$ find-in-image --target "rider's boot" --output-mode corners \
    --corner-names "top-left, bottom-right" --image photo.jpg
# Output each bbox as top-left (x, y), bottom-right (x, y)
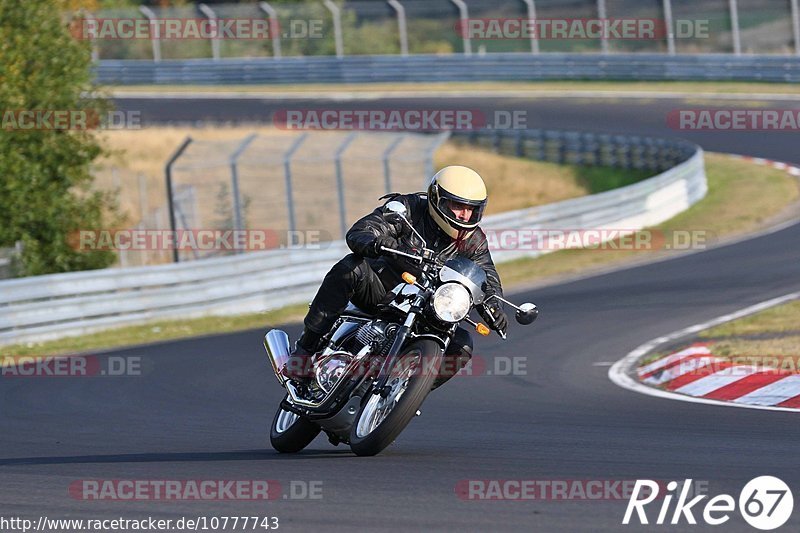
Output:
top-left (281, 329), bottom-right (323, 385)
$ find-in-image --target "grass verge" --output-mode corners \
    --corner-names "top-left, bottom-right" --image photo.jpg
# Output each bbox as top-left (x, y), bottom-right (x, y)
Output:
top-left (699, 300), bottom-right (800, 361)
top-left (6, 153), bottom-right (798, 357)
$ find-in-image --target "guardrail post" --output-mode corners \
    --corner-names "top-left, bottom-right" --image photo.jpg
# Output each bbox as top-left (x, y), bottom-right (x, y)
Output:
top-left (323, 0), bottom-right (344, 58)
top-left (450, 0), bottom-right (472, 56)
top-left (382, 134), bottom-right (406, 193)
top-left (388, 0), bottom-right (409, 57)
top-left (662, 0), bottom-right (676, 55)
top-left (165, 137), bottom-right (193, 263)
top-left (198, 3), bottom-right (221, 60)
top-left (521, 0), bottom-right (539, 54)
top-left (792, 0), bottom-right (800, 56)
top-left (597, 0), bottom-right (609, 54)
top-left (334, 132), bottom-right (358, 239)
top-left (283, 133), bottom-right (308, 235)
top-left (229, 134), bottom-right (259, 244)
top-left (258, 2), bottom-right (282, 59)
top-left (138, 6), bottom-right (161, 62)
top-left (729, 0), bottom-right (741, 55)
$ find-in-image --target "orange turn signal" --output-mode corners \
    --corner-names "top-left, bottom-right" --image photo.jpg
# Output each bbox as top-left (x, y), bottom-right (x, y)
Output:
top-left (476, 323), bottom-right (490, 336)
top-left (402, 272), bottom-right (416, 285)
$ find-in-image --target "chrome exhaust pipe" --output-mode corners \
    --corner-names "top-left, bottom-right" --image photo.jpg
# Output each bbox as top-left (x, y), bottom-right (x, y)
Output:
top-left (263, 329), bottom-right (291, 386)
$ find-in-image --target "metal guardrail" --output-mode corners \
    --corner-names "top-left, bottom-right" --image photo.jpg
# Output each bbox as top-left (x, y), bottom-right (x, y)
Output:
top-left (0, 129), bottom-right (706, 347)
top-left (95, 53), bottom-right (800, 85)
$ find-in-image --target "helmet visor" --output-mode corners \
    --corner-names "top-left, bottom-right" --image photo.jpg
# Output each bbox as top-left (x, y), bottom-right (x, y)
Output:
top-left (437, 190), bottom-right (486, 227)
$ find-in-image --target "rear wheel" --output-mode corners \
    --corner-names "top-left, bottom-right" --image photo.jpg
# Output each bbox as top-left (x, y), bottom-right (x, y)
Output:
top-left (349, 339), bottom-right (442, 456)
top-left (269, 400), bottom-right (320, 453)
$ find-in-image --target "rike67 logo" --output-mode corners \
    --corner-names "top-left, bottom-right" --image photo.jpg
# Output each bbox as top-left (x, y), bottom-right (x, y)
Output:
top-left (623, 476), bottom-right (793, 530)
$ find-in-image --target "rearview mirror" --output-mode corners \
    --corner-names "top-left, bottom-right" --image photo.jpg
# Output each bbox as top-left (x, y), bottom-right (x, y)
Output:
top-left (384, 201), bottom-right (407, 219)
top-left (515, 303), bottom-right (539, 325)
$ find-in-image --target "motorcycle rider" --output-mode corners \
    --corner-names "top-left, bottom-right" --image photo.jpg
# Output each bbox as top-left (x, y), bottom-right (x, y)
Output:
top-left (282, 165), bottom-right (508, 389)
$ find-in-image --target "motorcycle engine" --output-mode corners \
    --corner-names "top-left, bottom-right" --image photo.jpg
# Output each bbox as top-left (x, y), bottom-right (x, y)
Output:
top-left (315, 321), bottom-right (398, 393)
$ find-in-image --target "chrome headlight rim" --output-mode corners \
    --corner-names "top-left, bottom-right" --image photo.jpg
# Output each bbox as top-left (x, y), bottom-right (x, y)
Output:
top-left (431, 282), bottom-right (472, 323)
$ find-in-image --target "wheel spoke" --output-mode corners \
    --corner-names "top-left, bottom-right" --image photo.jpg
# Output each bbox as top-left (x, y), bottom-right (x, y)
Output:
top-left (355, 352), bottom-right (420, 438)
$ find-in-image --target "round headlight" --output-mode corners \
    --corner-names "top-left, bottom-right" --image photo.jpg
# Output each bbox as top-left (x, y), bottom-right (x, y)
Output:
top-left (432, 283), bottom-right (472, 323)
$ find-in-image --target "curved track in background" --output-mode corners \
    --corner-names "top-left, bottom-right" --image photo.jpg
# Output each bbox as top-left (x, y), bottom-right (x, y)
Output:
top-left (2, 95), bottom-right (800, 531)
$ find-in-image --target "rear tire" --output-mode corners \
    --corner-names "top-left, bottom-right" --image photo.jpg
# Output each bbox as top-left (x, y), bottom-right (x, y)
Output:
top-left (270, 400), bottom-right (320, 453)
top-left (349, 339), bottom-right (442, 456)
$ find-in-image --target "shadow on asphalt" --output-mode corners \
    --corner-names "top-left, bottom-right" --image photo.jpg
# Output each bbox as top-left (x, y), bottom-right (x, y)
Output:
top-left (0, 449), bottom-right (357, 466)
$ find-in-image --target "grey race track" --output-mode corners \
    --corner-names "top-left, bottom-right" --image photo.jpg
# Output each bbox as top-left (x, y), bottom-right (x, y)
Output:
top-left (2, 94), bottom-right (799, 532)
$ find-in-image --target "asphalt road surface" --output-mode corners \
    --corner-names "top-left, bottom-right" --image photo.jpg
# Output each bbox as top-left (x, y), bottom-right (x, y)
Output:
top-left (2, 94), bottom-right (799, 532)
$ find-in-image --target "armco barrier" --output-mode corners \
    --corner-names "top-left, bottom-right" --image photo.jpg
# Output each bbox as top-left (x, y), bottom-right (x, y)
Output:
top-left (0, 129), bottom-right (705, 347)
top-left (95, 53), bottom-right (800, 85)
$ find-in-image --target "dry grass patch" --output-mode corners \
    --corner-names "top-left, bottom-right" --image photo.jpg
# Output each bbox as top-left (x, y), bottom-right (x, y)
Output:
top-left (700, 301), bottom-right (800, 338)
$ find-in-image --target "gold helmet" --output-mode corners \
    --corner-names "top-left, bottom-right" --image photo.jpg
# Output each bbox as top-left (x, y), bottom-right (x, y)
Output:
top-left (427, 166), bottom-right (488, 239)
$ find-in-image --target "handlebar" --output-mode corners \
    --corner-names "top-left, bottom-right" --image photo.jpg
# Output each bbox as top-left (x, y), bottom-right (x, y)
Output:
top-left (379, 245), bottom-right (443, 268)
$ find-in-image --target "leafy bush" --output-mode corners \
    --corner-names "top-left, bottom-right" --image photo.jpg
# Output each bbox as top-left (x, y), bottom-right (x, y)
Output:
top-left (0, 0), bottom-right (118, 276)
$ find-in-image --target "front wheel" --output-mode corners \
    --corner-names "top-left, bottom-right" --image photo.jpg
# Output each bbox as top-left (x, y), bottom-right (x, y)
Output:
top-left (270, 400), bottom-right (320, 453)
top-left (349, 339), bottom-right (442, 456)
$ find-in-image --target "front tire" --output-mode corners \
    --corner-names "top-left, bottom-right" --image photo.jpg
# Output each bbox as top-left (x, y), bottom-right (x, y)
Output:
top-left (270, 401), bottom-right (320, 453)
top-left (349, 339), bottom-right (442, 456)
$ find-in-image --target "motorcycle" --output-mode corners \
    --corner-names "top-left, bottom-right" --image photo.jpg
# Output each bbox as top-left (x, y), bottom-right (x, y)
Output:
top-left (263, 200), bottom-right (539, 456)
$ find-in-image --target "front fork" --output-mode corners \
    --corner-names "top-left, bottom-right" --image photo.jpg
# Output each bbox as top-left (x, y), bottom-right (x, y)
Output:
top-left (372, 308), bottom-right (419, 397)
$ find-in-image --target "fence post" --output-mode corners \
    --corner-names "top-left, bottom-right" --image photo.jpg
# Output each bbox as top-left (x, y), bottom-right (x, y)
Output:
top-left (792, 0), bottom-right (800, 56)
top-left (450, 0), bottom-right (472, 56)
top-left (388, 0), bottom-right (409, 57)
top-left (333, 133), bottom-right (358, 239)
top-left (229, 134), bottom-right (259, 244)
top-left (424, 132), bottom-right (452, 187)
top-left (198, 3), bottom-right (221, 60)
top-left (258, 1), bottom-right (282, 59)
top-left (323, 0), bottom-right (344, 58)
top-left (662, 0), bottom-right (676, 55)
top-left (597, 0), bottom-right (609, 54)
top-left (382, 134), bottom-right (406, 194)
top-left (164, 137), bottom-right (193, 263)
top-left (137, 173), bottom-right (149, 227)
top-left (139, 6), bottom-right (161, 62)
top-left (521, 0), bottom-right (539, 54)
top-left (283, 133), bottom-right (308, 235)
top-left (79, 11), bottom-right (100, 62)
top-left (729, 0), bottom-right (741, 55)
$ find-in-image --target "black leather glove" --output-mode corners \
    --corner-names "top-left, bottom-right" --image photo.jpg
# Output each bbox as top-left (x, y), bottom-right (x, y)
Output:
top-left (479, 299), bottom-right (508, 336)
top-left (371, 235), bottom-right (400, 258)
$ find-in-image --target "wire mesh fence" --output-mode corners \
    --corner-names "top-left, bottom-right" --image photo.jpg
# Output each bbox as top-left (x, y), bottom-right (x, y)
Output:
top-left (100, 130), bottom-right (447, 266)
top-left (79, 0), bottom-right (800, 61)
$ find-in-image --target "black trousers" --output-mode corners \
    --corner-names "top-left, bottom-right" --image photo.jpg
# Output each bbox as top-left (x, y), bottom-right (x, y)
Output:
top-left (303, 254), bottom-right (473, 386)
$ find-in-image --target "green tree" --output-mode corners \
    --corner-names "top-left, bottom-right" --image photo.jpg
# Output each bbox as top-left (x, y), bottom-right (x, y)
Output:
top-left (0, 0), bottom-right (118, 276)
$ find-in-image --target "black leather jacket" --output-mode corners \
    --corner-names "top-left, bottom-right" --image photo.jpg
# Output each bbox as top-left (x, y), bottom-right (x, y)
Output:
top-left (345, 193), bottom-right (503, 300)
